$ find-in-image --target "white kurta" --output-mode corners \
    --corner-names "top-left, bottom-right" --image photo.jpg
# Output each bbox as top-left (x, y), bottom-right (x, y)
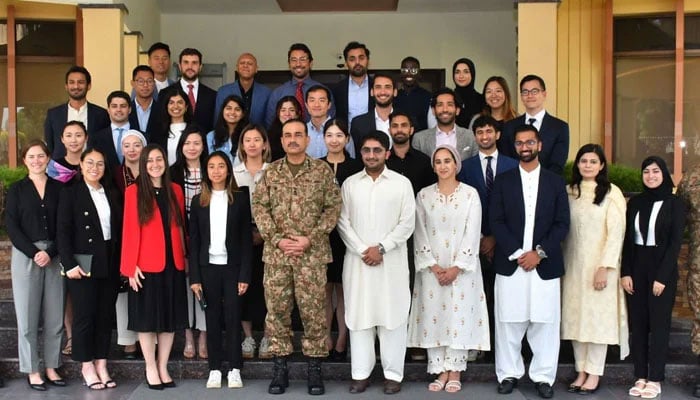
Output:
top-left (407, 183), bottom-right (490, 351)
top-left (337, 168), bottom-right (416, 331)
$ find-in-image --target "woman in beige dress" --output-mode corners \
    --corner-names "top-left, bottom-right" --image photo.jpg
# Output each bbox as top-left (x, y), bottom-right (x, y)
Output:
top-left (561, 143), bottom-right (629, 394)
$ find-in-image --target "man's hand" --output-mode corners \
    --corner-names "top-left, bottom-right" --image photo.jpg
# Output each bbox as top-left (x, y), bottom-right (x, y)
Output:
top-left (278, 238), bottom-right (305, 257)
top-left (517, 250), bottom-right (541, 271)
top-left (362, 246), bottom-right (383, 266)
top-left (480, 236), bottom-right (496, 261)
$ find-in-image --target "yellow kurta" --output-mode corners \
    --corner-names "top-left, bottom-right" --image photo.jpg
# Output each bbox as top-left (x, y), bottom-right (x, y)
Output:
top-left (561, 181), bottom-right (629, 359)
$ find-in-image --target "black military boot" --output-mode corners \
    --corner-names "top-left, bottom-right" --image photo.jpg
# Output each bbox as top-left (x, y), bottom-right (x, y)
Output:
top-left (268, 356), bottom-right (289, 394)
top-left (307, 358), bottom-right (325, 395)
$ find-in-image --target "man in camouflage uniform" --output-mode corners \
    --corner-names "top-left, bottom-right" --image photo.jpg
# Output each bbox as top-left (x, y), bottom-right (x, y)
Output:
top-left (253, 118), bottom-right (341, 396)
top-left (677, 167), bottom-right (700, 398)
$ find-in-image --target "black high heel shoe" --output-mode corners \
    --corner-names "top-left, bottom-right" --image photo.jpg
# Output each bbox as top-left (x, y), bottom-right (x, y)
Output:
top-left (145, 372), bottom-right (163, 390)
top-left (578, 384), bottom-right (599, 395)
top-left (27, 376), bottom-right (47, 391)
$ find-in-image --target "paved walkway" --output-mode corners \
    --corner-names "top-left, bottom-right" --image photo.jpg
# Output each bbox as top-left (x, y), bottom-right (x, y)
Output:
top-left (0, 379), bottom-right (697, 399)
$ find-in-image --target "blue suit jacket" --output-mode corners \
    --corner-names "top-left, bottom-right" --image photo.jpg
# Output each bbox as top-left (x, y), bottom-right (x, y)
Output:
top-left (331, 75), bottom-right (374, 125)
top-left (215, 80), bottom-right (272, 126)
top-left (457, 153), bottom-right (518, 235)
top-left (44, 102), bottom-right (110, 159)
top-left (489, 166), bottom-right (569, 280)
top-left (499, 112), bottom-right (570, 175)
top-left (128, 99), bottom-right (158, 140)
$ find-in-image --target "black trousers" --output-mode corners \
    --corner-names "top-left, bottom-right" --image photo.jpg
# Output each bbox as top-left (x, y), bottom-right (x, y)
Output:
top-left (480, 254), bottom-right (496, 352)
top-left (66, 276), bottom-right (118, 362)
top-left (202, 264), bottom-right (243, 371)
top-left (627, 245), bottom-right (677, 381)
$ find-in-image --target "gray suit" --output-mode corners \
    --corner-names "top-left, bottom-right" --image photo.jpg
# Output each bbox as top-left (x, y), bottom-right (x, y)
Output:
top-left (411, 125), bottom-right (478, 161)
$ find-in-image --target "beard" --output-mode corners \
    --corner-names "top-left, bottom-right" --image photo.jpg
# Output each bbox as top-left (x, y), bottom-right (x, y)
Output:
top-left (350, 65), bottom-right (366, 77)
top-left (391, 132), bottom-right (410, 145)
top-left (518, 149), bottom-right (539, 162)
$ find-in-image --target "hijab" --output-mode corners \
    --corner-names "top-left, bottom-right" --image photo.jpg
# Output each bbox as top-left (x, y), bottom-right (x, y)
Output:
top-left (452, 58), bottom-right (485, 128)
top-left (636, 156), bottom-right (674, 241)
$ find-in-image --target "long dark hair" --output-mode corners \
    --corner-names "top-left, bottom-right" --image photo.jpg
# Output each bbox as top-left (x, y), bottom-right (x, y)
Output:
top-left (481, 76), bottom-right (517, 121)
top-left (213, 95), bottom-right (249, 149)
top-left (238, 124), bottom-right (271, 163)
top-left (158, 88), bottom-right (193, 140)
top-left (268, 96), bottom-right (301, 132)
top-left (172, 124), bottom-right (208, 179)
top-left (199, 151), bottom-right (239, 207)
top-left (569, 143), bottom-right (611, 205)
top-left (135, 144), bottom-right (184, 227)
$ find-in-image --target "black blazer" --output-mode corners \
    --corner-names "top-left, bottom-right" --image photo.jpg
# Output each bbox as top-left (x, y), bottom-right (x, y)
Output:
top-left (57, 182), bottom-right (123, 280)
top-left (44, 102), bottom-right (110, 159)
top-left (499, 113), bottom-right (570, 175)
top-left (621, 194), bottom-right (686, 285)
top-left (89, 127), bottom-right (121, 170)
top-left (331, 75), bottom-right (375, 125)
top-left (349, 110), bottom-right (377, 156)
top-left (188, 187), bottom-right (253, 285)
top-left (128, 99), bottom-right (159, 141)
top-left (489, 166), bottom-right (570, 280)
top-left (158, 82), bottom-right (217, 134)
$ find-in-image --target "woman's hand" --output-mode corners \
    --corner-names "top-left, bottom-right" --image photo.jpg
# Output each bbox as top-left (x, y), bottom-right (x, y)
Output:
top-left (593, 267), bottom-right (608, 291)
top-left (191, 283), bottom-right (203, 300)
top-left (238, 282), bottom-right (249, 296)
top-left (66, 265), bottom-right (88, 280)
top-left (129, 266), bottom-right (144, 292)
top-left (430, 264), bottom-right (444, 283)
top-left (621, 276), bottom-right (634, 295)
top-left (33, 251), bottom-right (50, 267)
top-left (440, 267), bottom-right (460, 286)
top-left (652, 281), bottom-right (666, 296)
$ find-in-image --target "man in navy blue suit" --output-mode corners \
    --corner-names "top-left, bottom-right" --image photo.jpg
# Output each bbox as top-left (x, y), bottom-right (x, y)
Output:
top-left (331, 41), bottom-right (374, 129)
top-left (457, 114), bottom-right (518, 354)
top-left (490, 124), bottom-right (569, 399)
top-left (499, 75), bottom-right (569, 175)
top-left (214, 52), bottom-right (271, 126)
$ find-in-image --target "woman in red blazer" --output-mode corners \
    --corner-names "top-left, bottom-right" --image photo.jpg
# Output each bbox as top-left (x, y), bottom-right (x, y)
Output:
top-left (120, 144), bottom-right (187, 390)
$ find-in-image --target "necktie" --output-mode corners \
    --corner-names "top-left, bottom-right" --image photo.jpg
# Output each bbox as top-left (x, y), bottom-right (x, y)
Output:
top-left (187, 84), bottom-right (197, 113)
top-left (115, 127), bottom-right (124, 162)
top-left (485, 155), bottom-right (494, 198)
top-left (528, 117), bottom-right (536, 126)
top-left (295, 81), bottom-right (306, 120)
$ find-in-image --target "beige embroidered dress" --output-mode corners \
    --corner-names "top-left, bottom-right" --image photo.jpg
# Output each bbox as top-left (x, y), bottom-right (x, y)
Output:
top-left (407, 183), bottom-right (490, 351)
top-left (561, 181), bottom-right (630, 359)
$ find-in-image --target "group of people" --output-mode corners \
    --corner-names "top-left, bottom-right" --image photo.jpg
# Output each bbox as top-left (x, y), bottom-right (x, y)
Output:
top-left (2, 38), bottom-right (694, 399)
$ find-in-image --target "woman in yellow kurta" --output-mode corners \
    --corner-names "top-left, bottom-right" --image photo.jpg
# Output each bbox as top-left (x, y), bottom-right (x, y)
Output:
top-left (561, 144), bottom-right (629, 394)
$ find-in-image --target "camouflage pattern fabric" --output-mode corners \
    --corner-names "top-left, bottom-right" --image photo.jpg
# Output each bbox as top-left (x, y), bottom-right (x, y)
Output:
top-left (678, 166), bottom-right (700, 354)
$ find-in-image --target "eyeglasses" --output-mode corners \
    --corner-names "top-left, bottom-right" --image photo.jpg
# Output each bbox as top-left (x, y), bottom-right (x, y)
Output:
top-left (84, 160), bottom-right (106, 169)
top-left (401, 67), bottom-right (419, 75)
top-left (514, 139), bottom-right (538, 147)
top-left (360, 147), bottom-right (385, 155)
top-left (520, 88), bottom-right (542, 96)
top-left (289, 57), bottom-right (309, 63)
top-left (135, 79), bottom-right (155, 86)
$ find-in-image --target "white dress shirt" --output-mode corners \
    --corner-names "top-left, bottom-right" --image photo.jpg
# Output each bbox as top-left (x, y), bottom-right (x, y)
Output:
top-left (86, 183), bottom-right (112, 241)
top-left (208, 189), bottom-right (228, 264)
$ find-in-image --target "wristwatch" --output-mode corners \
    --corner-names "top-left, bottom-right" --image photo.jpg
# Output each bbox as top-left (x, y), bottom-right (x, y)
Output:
top-left (378, 243), bottom-right (386, 255)
top-left (535, 245), bottom-right (547, 259)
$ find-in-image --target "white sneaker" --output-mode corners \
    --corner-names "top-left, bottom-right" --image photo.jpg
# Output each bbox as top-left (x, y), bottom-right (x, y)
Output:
top-left (241, 336), bottom-right (256, 359)
top-left (258, 336), bottom-right (272, 359)
top-left (227, 368), bottom-right (243, 388)
top-left (206, 370), bottom-right (222, 389)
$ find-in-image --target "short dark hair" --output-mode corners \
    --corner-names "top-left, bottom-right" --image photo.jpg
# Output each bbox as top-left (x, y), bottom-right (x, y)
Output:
top-left (401, 56), bottom-right (420, 67)
top-left (430, 87), bottom-right (458, 108)
top-left (288, 43), bottom-right (313, 61)
top-left (148, 42), bottom-right (171, 57)
top-left (107, 90), bottom-right (131, 106)
top-left (372, 73), bottom-right (396, 89)
top-left (179, 48), bottom-right (202, 63)
top-left (305, 85), bottom-right (330, 103)
top-left (282, 118), bottom-right (308, 135)
top-left (360, 131), bottom-right (390, 151)
top-left (520, 74), bottom-right (546, 91)
top-left (132, 65), bottom-right (155, 80)
top-left (21, 139), bottom-right (50, 160)
top-left (472, 115), bottom-right (500, 132)
top-left (513, 124), bottom-right (541, 142)
top-left (65, 65), bottom-right (91, 85)
top-left (389, 111), bottom-right (413, 126)
top-left (62, 120), bottom-right (87, 137)
top-left (343, 41), bottom-right (370, 60)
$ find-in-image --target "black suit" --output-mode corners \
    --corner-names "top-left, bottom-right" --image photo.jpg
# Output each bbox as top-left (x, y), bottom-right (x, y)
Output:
top-left (57, 181), bottom-right (122, 362)
top-left (128, 99), bottom-right (159, 140)
top-left (349, 110), bottom-right (378, 156)
top-left (331, 76), bottom-right (374, 125)
top-left (158, 81), bottom-right (217, 134)
top-left (499, 113), bottom-right (570, 175)
top-left (188, 188), bottom-right (253, 371)
top-left (44, 102), bottom-right (110, 159)
top-left (89, 126), bottom-right (124, 170)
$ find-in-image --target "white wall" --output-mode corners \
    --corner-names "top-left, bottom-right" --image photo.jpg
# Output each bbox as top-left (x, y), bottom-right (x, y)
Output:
top-left (121, 0), bottom-right (160, 47)
top-left (160, 11), bottom-right (517, 90)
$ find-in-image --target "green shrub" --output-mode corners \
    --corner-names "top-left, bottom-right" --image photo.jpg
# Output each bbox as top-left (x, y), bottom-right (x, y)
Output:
top-left (0, 166), bottom-right (27, 188)
top-left (564, 161), bottom-right (643, 194)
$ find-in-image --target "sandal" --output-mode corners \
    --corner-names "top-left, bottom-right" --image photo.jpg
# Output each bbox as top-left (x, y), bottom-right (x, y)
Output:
top-left (445, 380), bottom-right (462, 393)
top-left (640, 382), bottom-right (661, 399)
top-left (61, 337), bottom-right (72, 356)
top-left (428, 379), bottom-right (446, 391)
top-left (103, 379), bottom-right (117, 389)
top-left (183, 341), bottom-right (195, 359)
top-left (84, 380), bottom-right (105, 390)
top-left (629, 379), bottom-right (647, 397)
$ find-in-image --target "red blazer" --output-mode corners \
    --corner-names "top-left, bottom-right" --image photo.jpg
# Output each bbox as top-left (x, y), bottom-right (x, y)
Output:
top-left (120, 183), bottom-right (186, 277)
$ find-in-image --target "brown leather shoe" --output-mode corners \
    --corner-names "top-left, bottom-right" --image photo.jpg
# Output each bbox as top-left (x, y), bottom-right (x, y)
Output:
top-left (349, 379), bottom-right (370, 393)
top-left (384, 379), bottom-right (402, 394)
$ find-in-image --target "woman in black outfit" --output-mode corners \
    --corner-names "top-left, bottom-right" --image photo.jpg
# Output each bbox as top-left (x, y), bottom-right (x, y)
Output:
top-left (58, 147), bottom-right (122, 390)
top-left (189, 151), bottom-right (253, 388)
top-left (621, 156), bottom-right (686, 398)
top-left (320, 118), bottom-right (362, 361)
top-left (267, 96), bottom-right (301, 161)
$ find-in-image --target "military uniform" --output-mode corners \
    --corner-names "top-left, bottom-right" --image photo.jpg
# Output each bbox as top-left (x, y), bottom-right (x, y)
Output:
top-left (253, 156), bottom-right (342, 357)
top-left (678, 166), bottom-right (700, 355)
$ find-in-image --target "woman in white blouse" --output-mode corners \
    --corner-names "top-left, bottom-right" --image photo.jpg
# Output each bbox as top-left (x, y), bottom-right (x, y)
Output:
top-left (407, 144), bottom-right (489, 393)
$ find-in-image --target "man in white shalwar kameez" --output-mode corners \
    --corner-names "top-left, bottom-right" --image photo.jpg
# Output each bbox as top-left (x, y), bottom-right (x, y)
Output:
top-left (337, 131), bottom-right (416, 395)
top-left (489, 125), bottom-right (569, 399)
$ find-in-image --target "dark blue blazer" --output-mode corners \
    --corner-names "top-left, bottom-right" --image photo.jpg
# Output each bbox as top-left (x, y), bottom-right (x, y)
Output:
top-left (214, 80), bottom-right (272, 126)
top-left (489, 166), bottom-right (569, 280)
top-left (44, 102), bottom-right (110, 159)
top-left (498, 112), bottom-right (570, 175)
top-left (331, 76), bottom-right (374, 126)
top-left (128, 99), bottom-right (158, 140)
top-left (458, 153), bottom-right (518, 235)
top-left (89, 126), bottom-right (122, 170)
